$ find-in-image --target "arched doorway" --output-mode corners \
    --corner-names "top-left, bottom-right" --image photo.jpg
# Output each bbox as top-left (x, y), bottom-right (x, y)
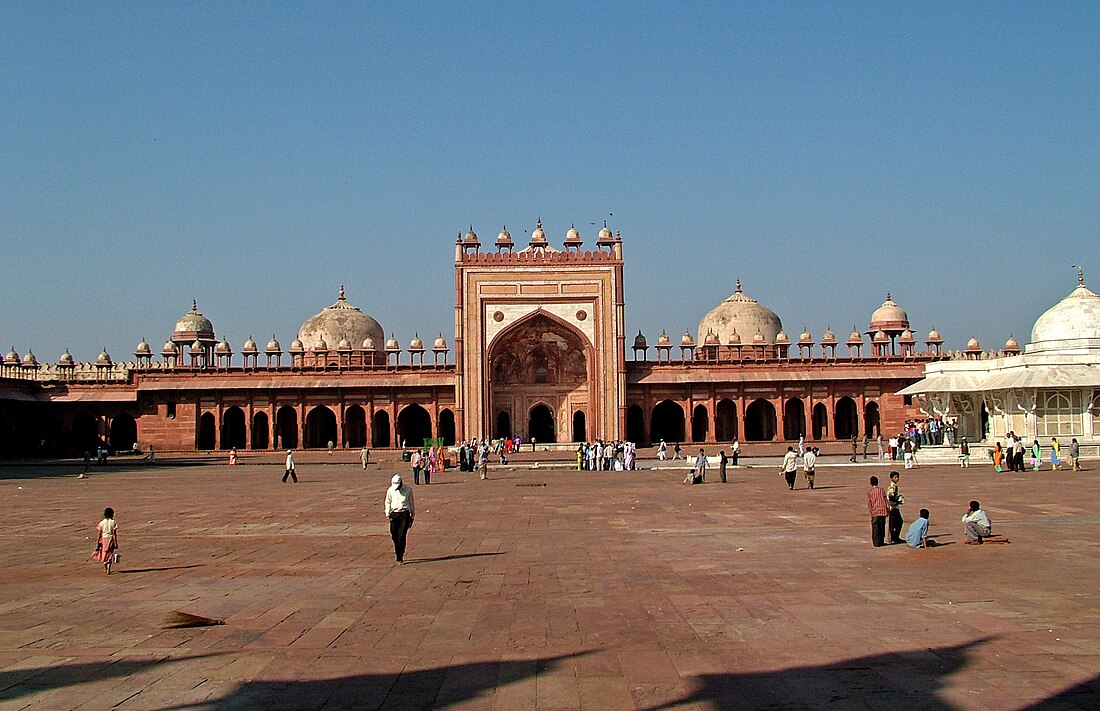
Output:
top-left (812, 403), bottom-right (829, 440)
top-left (345, 405), bottom-right (367, 448)
top-left (109, 414), bottom-right (137, 452)
top-left (71, 414), bottom-right (100, 454)
top-left (305, 406), bottom-right (337, 449)
top-left (864, 401), bottom-right (880, 438)
top-left (221, 407), bottom-right (246, 449)
top-left (626, 404), bottom-right (644, 444)
top-left (488, 312), bottom-right (589, 444)
top-left (572, 410), bottom-right (587, 442)
top-left (835, 397), bottom-right (858, 440)
top-left (528, 403), bottom-right (556, 444)
top-left (650, 400), bottom-right (685, 443)
top-left (397, 404), bottom-right (432, 448)
top-left (783, 399), bottom-right (805, 441)
top-left (495, 411), bottom-right (512, 439)
top-left (438, 409), bottom-right (456, 446)
top-left (691, 404), bottom-right (708, 442)
top-left (252, 411), bottom-right (269, 449)
top-left (372, 410), bottom-right (391, 447)
top-left (715, 399), bottom-right (737, 441)
top-left (276, 405), bottom-right (298, 449)
top-left (744, 399), bottom-right (777, 441)
top-left (198, 412), bottom-right (216, 450)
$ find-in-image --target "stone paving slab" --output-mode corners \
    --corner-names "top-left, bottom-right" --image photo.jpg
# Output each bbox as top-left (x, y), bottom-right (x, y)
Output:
top-left (1, 458), bottom-right (1098, 709)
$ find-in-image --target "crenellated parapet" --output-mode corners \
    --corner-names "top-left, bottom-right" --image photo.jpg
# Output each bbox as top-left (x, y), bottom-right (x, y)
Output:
top-left (459, 248), bottom-right (622, 265)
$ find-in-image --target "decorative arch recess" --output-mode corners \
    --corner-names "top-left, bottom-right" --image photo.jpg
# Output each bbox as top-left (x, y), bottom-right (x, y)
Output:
top-left (487, 311), bottom-right (592, 442)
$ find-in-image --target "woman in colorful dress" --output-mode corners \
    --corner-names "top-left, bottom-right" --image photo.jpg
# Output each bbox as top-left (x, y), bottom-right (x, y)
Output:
top-left (992, 442), bottom-right (1004, 472)
top-left (1050, 437), bottom-right (1061, 470)
top-left (1031, 440), bottom-right (1041, 470)
top-left (90, 507), bottom-right (118, 575)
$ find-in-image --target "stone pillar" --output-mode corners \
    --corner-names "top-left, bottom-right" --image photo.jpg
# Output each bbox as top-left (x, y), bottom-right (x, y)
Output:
top-left (706, 391), bottom-right (716, 442)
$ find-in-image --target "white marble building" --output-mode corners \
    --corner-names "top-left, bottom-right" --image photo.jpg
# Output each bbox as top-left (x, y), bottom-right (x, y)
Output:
top-left (900, 269), bottom-right (1100, 443)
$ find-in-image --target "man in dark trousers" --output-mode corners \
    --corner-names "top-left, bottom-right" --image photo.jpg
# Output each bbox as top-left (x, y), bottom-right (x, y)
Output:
top-left (282, 449), bottom-right (297, 483)
top-left (385, 474), bottom-right (415, 563)
top-left (867, 476), bottom-right (889, 547)
top-left (718, 450), bottom-right (728, 483)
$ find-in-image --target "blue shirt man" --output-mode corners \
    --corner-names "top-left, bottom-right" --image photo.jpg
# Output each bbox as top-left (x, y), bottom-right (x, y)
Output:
top-left (906, 509), bottom-right (932, 548)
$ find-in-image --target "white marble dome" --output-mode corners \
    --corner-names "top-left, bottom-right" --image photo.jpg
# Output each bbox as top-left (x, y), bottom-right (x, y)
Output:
top-left (1029, 279), bottom-right (1100, 353)
top-left (697, 279), bottom-right (782, 346)
top-left (298, 286), bottom-right (384, 353)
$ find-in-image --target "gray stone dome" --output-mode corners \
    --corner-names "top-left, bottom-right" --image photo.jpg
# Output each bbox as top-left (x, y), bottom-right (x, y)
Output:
top-left (697, 279), bottom-right (782, 345)
top-left (298, 286), bottom-right (384, 353)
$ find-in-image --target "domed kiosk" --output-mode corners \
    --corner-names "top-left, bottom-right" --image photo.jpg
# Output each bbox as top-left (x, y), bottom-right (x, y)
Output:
top-left (697, 279), bottom-right (782, 346)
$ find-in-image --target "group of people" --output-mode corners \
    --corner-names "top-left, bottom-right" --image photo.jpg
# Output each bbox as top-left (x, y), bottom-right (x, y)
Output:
top-left (576, 440), bottom-right (638, 471)
top-left (407, 446), bottom-right (446, 485)
top-left (782, 445), bottom-right (820, 489)
top-left (987, 434), bottom-right (1082, 472)
top-left (867, 472), bottom-right (996, 548)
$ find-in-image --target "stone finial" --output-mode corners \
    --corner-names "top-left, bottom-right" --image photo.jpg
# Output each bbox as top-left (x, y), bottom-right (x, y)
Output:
top-left (339, 284), bottom-right (346, 301)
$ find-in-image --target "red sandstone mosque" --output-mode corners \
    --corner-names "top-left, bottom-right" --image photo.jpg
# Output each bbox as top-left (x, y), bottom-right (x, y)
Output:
top-left (2, 222), bottom-right (1021, 457)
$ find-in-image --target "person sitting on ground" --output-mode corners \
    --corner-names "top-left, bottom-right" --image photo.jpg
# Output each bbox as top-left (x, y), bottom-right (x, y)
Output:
top-left (905, 508), bottom-right (937, 548)
top-left (962, 500), bottom-right (992, 544)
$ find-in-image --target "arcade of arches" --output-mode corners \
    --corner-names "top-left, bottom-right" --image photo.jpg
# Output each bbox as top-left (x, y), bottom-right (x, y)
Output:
top-left (633, 395), bottom-right (887, 444)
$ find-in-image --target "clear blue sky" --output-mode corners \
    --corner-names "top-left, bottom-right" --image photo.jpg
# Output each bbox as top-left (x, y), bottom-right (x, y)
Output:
top-left (2, 2), bottom-right (1097, 363)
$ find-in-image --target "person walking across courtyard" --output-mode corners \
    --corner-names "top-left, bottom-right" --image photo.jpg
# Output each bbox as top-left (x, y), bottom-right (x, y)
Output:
top-left (282, 450), bottom-right (297, 483)
top-left (802, 446), bottom-right (817, 489)
top-left (410, 449), bottom-right (422, 485)
top-left (90, 507), bottom-right (119, 575)
top-left (360, 447), bottom-right (370, 469)
top-left (385, 474), bottom-right (415, 563)
top-left (782, 446), bottom-right (798, 490)
top-left (718, 450), bottom-right (728, 483)
top-left (1050, 437), bottom-right (1061, 470)
top-left (695, 449), bottom-right (708, 483)
top-left (1068, 438), bottom-right (1081, 471)
top-left (867, 476), bottom-right (889, 547)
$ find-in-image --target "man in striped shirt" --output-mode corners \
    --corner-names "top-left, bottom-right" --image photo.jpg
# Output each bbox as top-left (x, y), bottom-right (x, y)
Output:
top-left (867, 476), bottom-right (889, 547)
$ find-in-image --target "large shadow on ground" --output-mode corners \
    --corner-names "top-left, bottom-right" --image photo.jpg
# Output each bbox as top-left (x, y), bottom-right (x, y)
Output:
top-left (160, 653), bottom-right (582, 710)
top-left (642, 640), bottom-right (988, 710)
top-left (644, 638), bottom-right (1094, 710)
top-left (0, 653), bottom-right (224, 703)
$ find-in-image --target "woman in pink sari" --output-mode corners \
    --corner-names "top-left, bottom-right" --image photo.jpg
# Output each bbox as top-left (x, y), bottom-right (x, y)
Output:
top-left (90, 507), bottom-right (118, 574)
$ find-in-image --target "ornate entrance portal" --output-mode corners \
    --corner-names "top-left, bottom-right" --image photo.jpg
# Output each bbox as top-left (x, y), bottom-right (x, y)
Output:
top-left (488, 313), bottom-right (590, 444)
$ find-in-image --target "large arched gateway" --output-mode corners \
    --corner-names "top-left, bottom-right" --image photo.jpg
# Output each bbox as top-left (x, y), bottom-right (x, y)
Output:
top-left (487, 312), bottom-right (590, 443)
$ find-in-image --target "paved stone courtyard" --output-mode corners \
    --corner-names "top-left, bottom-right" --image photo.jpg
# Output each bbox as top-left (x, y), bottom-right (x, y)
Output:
top-left (1, 453), bottom-right (1098, 710)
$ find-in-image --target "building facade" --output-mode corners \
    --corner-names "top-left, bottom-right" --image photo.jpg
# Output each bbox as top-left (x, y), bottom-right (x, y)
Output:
top-left (0, 224), bottom-right (942, 456)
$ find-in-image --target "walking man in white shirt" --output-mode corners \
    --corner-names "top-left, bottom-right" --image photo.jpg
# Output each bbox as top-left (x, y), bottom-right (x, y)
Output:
top-left (385, 474), bottom-right (415, 563)
top-left (802, 447), bottom-right (817, 489)
top-left (282, 449), bottom-right (297, 483)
